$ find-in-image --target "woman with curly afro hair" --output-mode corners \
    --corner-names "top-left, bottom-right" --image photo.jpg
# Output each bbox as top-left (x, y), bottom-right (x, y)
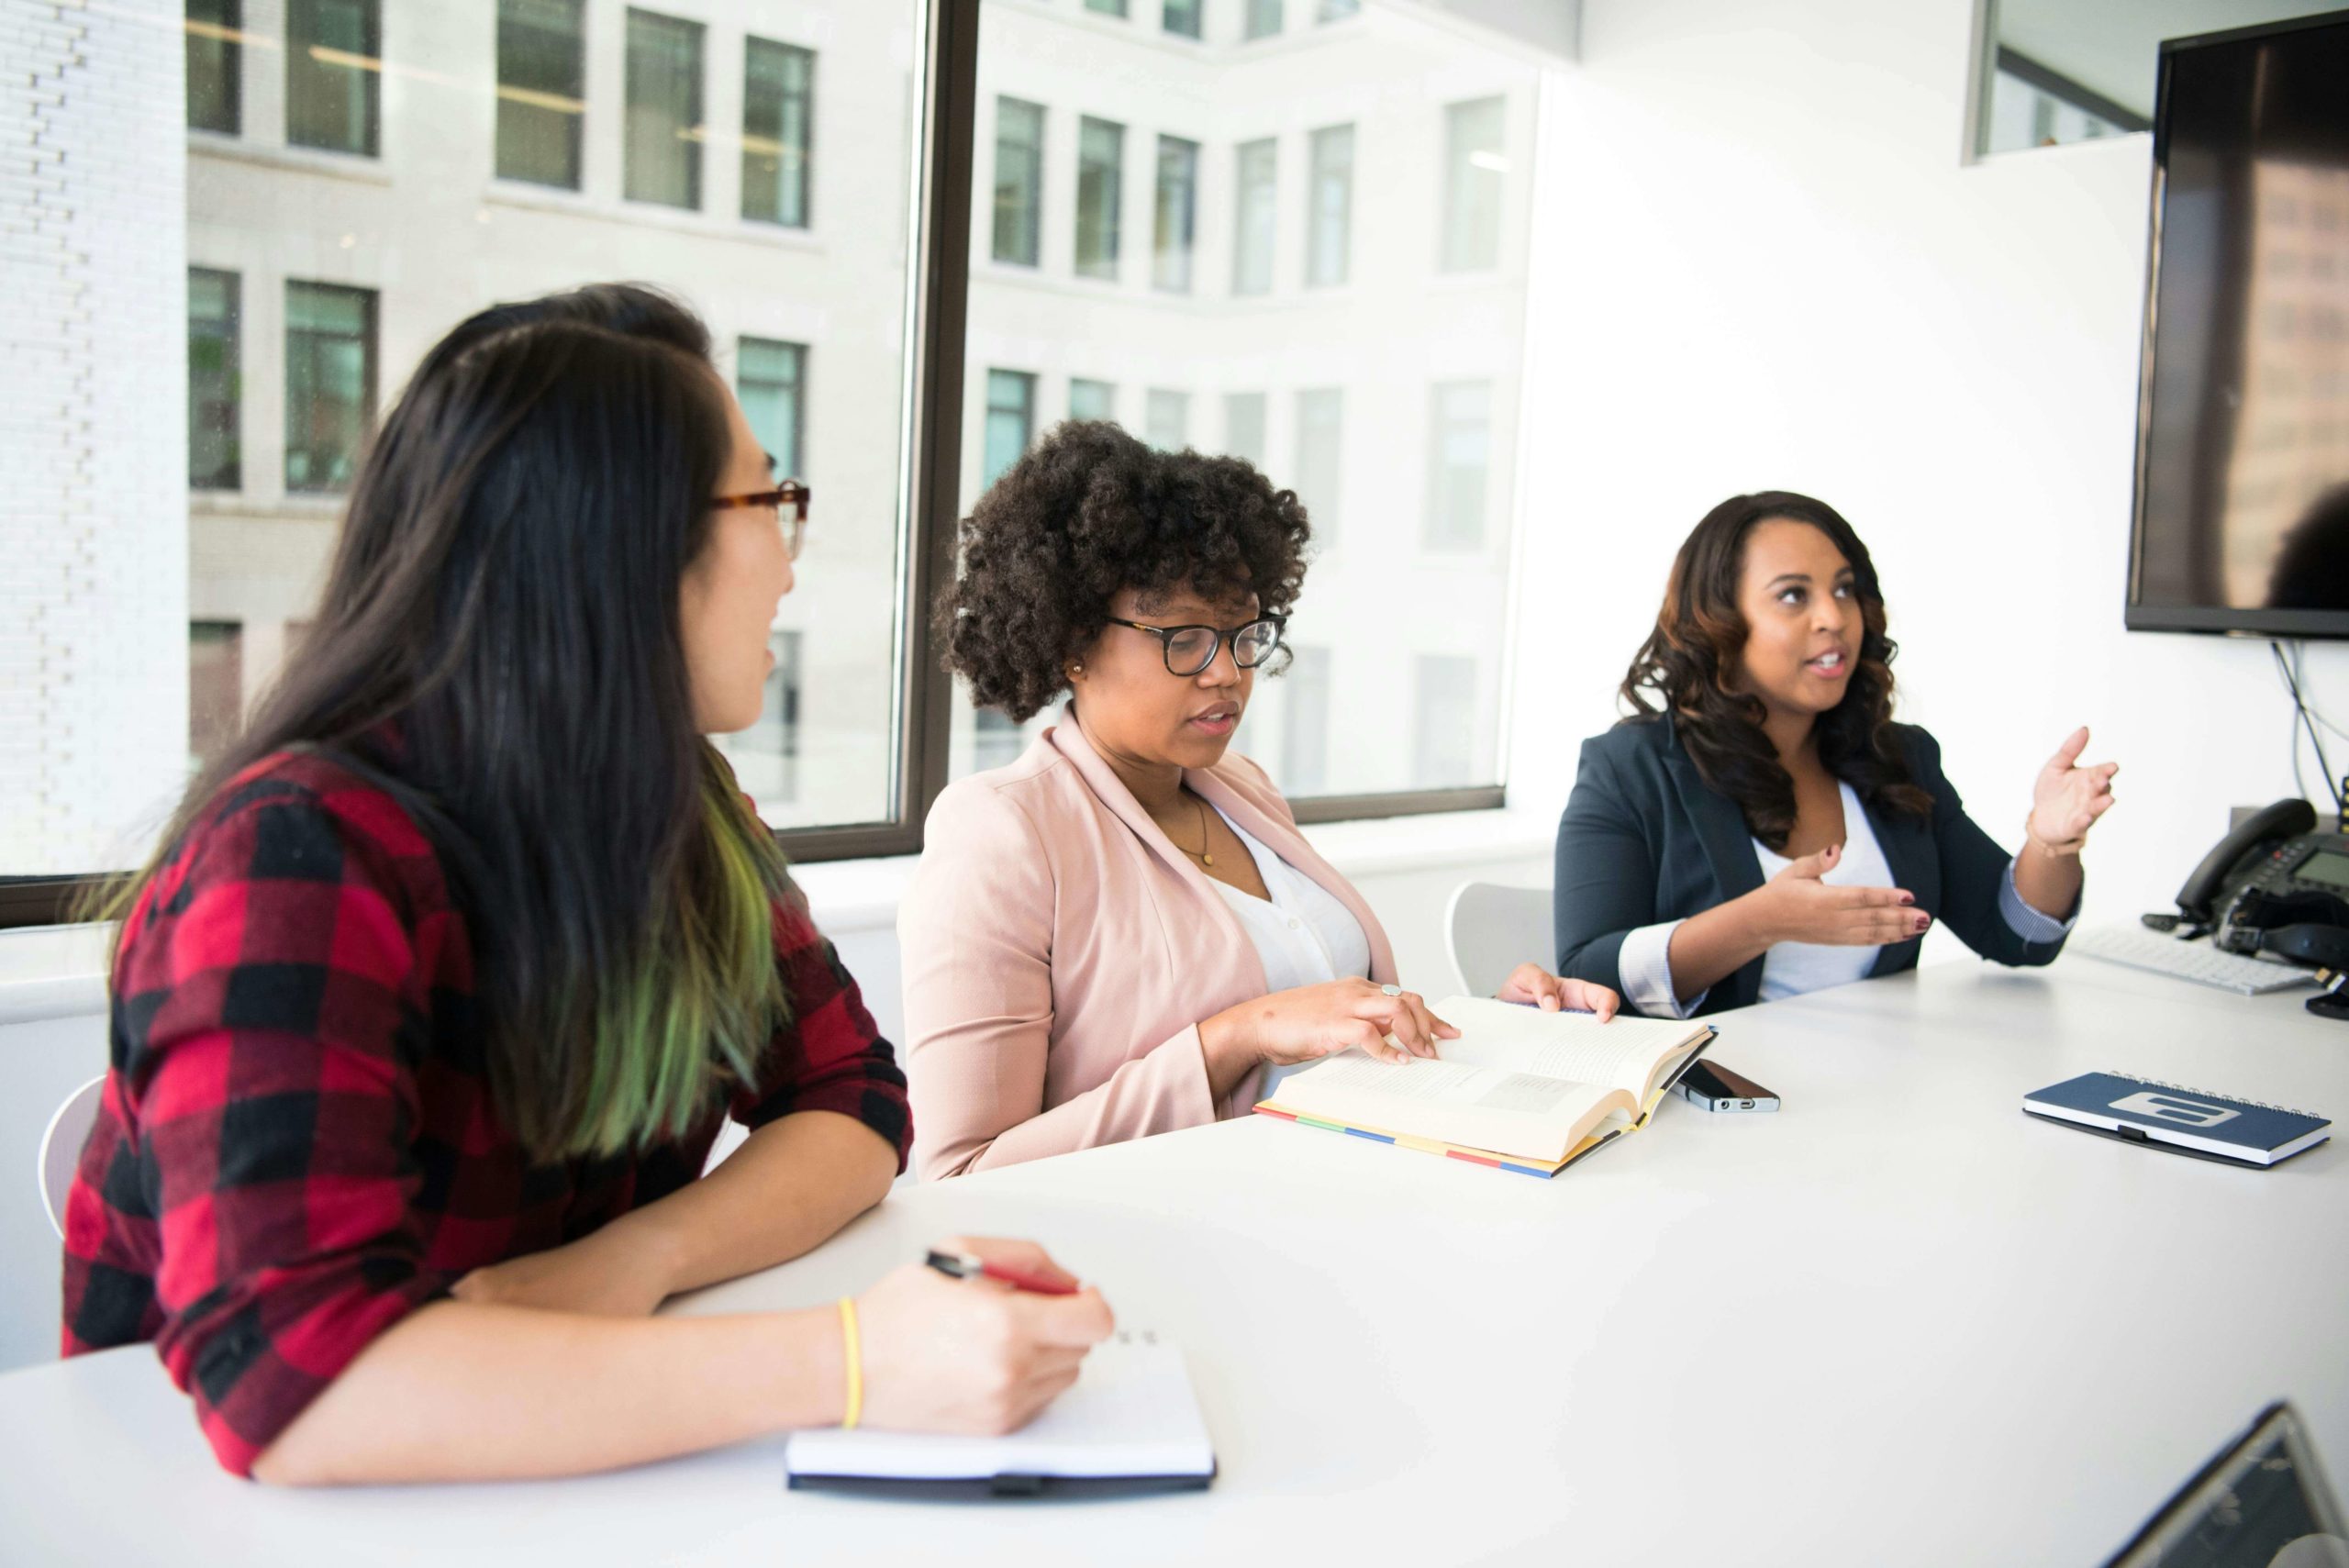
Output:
top-left (899, 421), bottom-right (1617, 1178)
top-left (1553, 490), bottom-right (2120, 1020)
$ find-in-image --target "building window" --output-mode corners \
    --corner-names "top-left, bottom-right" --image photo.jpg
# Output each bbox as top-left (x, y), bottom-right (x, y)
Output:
top-left (286, 0), bottom-right (381, 157)
top-left (624, 8), bottom-right (704, 209)
top-left (1085, 0), bottom-right (1130, 16)
top-left (1163, 0), bottom-right (1202, 39)
top-left (187, 0), bottom-right (242, 135)
top-left (1223, 392), bottom-right (1266, 467)
top-left (1306, 124), bottom-right (1354, 288)
top-left (495, 0), bottom-right (584, 191)
top-left (1069, 378), bottom-right (1116, 423)
top-left (188, 269), bottom-right (241, 493)
top-left (742, 39), bottom-right (814, 228)
top-left (1442, 95), bottom-right (1506, 272)
top-left (1152, 135), bottom-right (1199, 293)
top-left (1412, 655), bottom-right (1480, 789)
top-left (1294, 387), bottom-right (1342, 540)
top-left (974, 708), bottom-right (1026, 771)
top-left (993, 97), bottom-right (1045, 266)
top-left (1318, 0), bottom-right (1362, 19)
top-left (284, 281), bottom-right (375, 495)
top-left (188, 622), bottom-right (244, 769)
top-left (1232, 138), bottom-right (1277, 296)
top-left (719, 629), bottom-right (803, 805)
top-left (738, 338), bottom-right (807, 484)
top-left (1145, 390), bottom-right (1189, 451)
top-left (1425, 380), bottom-right (1491, 550)
top-left (1246, 0), bottom-right (1285, 40)
top-left (1075, 117), bottom-right (1124, 281)
top-left (1280, 646), bottom-right (1330, 794)
top-left (984, 369), bottom-right (1036, 487)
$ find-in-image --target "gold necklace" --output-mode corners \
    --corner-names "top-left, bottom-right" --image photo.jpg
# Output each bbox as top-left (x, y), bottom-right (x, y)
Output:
top-left (1171, 793), bottom-right (1215, 868)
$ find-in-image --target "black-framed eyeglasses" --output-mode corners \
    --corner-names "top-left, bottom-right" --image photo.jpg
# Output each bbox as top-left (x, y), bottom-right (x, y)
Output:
top-left (1107, 614), bottom-right (1286, 677)
top-left (712, 480), bottom-right (810, 560)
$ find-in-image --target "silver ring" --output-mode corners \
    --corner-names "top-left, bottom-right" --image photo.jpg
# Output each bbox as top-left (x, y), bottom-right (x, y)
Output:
top-left (1381, 984), bottom-right (1402, 997)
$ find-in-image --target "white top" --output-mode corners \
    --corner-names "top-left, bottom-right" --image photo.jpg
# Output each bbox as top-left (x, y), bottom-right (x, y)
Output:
top-left (8, 965), bottom-right (2343, 1568)
top-left (1204, 806), bottom-right (1373, 1099)
top-left (1747, 781), bottom-right (1893, 1003)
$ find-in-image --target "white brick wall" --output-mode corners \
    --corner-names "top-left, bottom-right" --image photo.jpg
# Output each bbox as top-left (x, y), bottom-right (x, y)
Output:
top-left (1, 0), bottom-right (189, 875)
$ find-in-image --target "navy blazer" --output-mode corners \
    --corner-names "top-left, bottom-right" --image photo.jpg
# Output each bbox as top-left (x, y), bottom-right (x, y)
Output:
top-left (1553, 715), bottom-right (2070, 1018)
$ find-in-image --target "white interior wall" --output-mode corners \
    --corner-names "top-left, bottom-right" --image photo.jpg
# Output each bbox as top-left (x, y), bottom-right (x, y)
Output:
top-left (1507, 0), bottom-right (2349, 935)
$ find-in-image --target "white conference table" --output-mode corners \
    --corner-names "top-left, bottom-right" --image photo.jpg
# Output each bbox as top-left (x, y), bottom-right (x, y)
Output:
top-left (4, 957), bottom-right (2343, 1566)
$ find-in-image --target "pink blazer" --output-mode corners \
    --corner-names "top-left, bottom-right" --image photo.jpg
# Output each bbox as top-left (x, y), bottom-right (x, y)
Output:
top-left (899, 706), bottom-right (1398, 1179)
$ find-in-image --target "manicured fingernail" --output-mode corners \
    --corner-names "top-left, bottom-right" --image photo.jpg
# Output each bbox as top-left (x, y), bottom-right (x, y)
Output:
top-left (1898, 893), bottom-right (1915, 906)
top-left (1912, 915), bottom-right (1930, 932)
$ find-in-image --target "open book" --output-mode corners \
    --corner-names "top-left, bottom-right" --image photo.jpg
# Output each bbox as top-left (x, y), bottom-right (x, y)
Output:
top-left (1255, 996), bottom-right (1715, 1177)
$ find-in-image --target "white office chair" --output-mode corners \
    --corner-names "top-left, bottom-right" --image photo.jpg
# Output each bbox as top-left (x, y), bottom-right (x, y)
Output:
top-left (1443, 880), bottom-right (1554, 998)
top-left (39, 1075), bottom-right (106, 1240)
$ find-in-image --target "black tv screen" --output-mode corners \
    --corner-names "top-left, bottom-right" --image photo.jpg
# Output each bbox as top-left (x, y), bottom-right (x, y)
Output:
top-left (2128, 9), bottom-right (2349, 636)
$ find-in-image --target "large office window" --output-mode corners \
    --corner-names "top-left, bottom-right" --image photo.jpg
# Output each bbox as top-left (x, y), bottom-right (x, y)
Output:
top-left (1070, 378), bottom-right (1116, 423)
top-left (187, 269), bottom-right (240, 492)
top-left (624, 9), bottom-right (704, 208)
top-left (1163, 0), bottom-right (1203, 39)
top-left (1307, 125), bottom-right (1354, 288)
top-left (1075, 117), bottom-right (1124, 280)
top-left (284, 282), bottom-right (375, 495)
top-left (993, 97), bottom-right (1045, 266)
top-left (738, 338), bottom-right (807, 484)
top-left (985, 370), bottom-right (1036, 487)
top-left (1442, 96), bottom-right (1507, 272)
top-left (286, 0), bottom-right (380, 156)
top-left (1246, 0), bottom-right (1285, 40)
top-left (495, 0), bottom-right (585, 190)
top-left (1280, 646), bottom-right (1331, 794)
top-left (1318, 0), bottom-right (1362, 18)
top-left (1145, 390), bottom-right (1189, 452)
top-left (1233, 139), bottom-right (1277, 296)
top-left (1085, 0), bottom-right (1130, 14)
top-left (743, 39), bottom-right (814, 227)
top-left (1153, 135), bottom-right (1199, 293)
top-left (1223, 392), bottom-right (1266, 467)
top-left (1294, 388), bottom-right (1342, 538)
top-left (1412, 656), bottom-right (1480, 789)
top-left (1425, 380), bottom-right (1492, 550)
top-left (186, 0), bottom-right (241, 135)
top-left (188, 622), bottom-right (243, 769)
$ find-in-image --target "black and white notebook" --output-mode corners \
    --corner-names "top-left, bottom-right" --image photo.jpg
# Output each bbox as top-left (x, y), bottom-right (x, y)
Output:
top-left (784, 1331), bottom-right (1215, 1498)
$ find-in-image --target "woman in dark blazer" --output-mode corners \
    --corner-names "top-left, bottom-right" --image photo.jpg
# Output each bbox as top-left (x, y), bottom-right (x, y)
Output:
top-left (1554, 491), bottom-right (2119, 1019)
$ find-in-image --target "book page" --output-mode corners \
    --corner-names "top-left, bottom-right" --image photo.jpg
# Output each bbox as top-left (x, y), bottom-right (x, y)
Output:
top-left (1431, 996), bottom-right (1704, 1097)
top-left (1269, 1049), bottom-right (1629, 1162)
top-left (785, 1335), bottom-right (1212, 1482)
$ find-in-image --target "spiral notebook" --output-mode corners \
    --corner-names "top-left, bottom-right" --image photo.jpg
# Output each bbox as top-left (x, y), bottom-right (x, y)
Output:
top-left (783, 1331), bottom-right (1215, 1498)
top-left (2023, 1071), bottom-right (2332, 1168)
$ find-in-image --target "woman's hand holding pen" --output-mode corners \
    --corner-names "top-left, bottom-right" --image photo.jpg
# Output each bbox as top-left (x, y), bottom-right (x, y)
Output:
top-left (853, 1237), bottom-right (1113, 1436)
top-left (1198, 977), bottom-right (1458, 1097)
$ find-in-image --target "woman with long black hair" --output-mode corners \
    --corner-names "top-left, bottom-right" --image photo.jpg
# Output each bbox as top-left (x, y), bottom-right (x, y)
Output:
top-left (61, 284), bottom-right (1109, 1484)
top-left (1553, 491), bottom-right (2119, 1018)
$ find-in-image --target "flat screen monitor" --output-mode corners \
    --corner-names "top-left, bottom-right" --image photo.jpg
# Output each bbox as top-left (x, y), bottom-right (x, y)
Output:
top-left (2128, 9), bottom-right (2349, 637)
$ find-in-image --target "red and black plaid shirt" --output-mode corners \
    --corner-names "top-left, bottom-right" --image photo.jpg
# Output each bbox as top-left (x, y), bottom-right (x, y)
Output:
top-left (60, 749), bottom-right (910, 1477)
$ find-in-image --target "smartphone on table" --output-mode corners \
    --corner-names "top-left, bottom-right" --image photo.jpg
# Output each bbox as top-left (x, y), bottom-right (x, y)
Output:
top-left (1674, 1060), bottom-right (1779, 1113)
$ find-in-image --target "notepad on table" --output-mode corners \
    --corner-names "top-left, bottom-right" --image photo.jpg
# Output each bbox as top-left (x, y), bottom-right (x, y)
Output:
top-left (1254, 995), bottom-right (1716, 1177)
top-left (784, 1331), bottom-right (1215, 1498)
top-left (2023, 1071), bottom-right (2332, 1168)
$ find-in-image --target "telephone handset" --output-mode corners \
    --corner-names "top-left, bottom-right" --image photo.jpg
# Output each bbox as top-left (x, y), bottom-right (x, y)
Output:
top-left (2176, 798), bottom-right (2321, 924)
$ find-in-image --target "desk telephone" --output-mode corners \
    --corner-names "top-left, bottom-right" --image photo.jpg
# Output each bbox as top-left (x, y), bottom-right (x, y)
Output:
top-left (2164, 798), bottom-right (2349, 1018)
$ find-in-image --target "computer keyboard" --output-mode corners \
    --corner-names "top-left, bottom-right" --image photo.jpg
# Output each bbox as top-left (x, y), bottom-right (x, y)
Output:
top-left (2067, 925), bottom-right (2320, 995)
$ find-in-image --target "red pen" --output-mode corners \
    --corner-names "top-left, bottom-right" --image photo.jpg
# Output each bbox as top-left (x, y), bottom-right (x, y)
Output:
top-left (923, 1249), bottom-right (1078, 1296)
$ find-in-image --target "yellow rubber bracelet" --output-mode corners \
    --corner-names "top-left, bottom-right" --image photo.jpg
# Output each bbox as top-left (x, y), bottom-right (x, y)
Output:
top-left (836, 1296), bottom-right (863, 1429)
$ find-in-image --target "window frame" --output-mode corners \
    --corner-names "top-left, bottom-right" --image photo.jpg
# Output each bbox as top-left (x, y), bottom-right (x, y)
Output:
top-left (1, 0), bottom-right (1503, 929)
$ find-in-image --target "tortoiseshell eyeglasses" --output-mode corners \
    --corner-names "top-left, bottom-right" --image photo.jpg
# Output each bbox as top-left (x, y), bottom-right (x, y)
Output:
top-left (711, 480), bottom-right (811, 560)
